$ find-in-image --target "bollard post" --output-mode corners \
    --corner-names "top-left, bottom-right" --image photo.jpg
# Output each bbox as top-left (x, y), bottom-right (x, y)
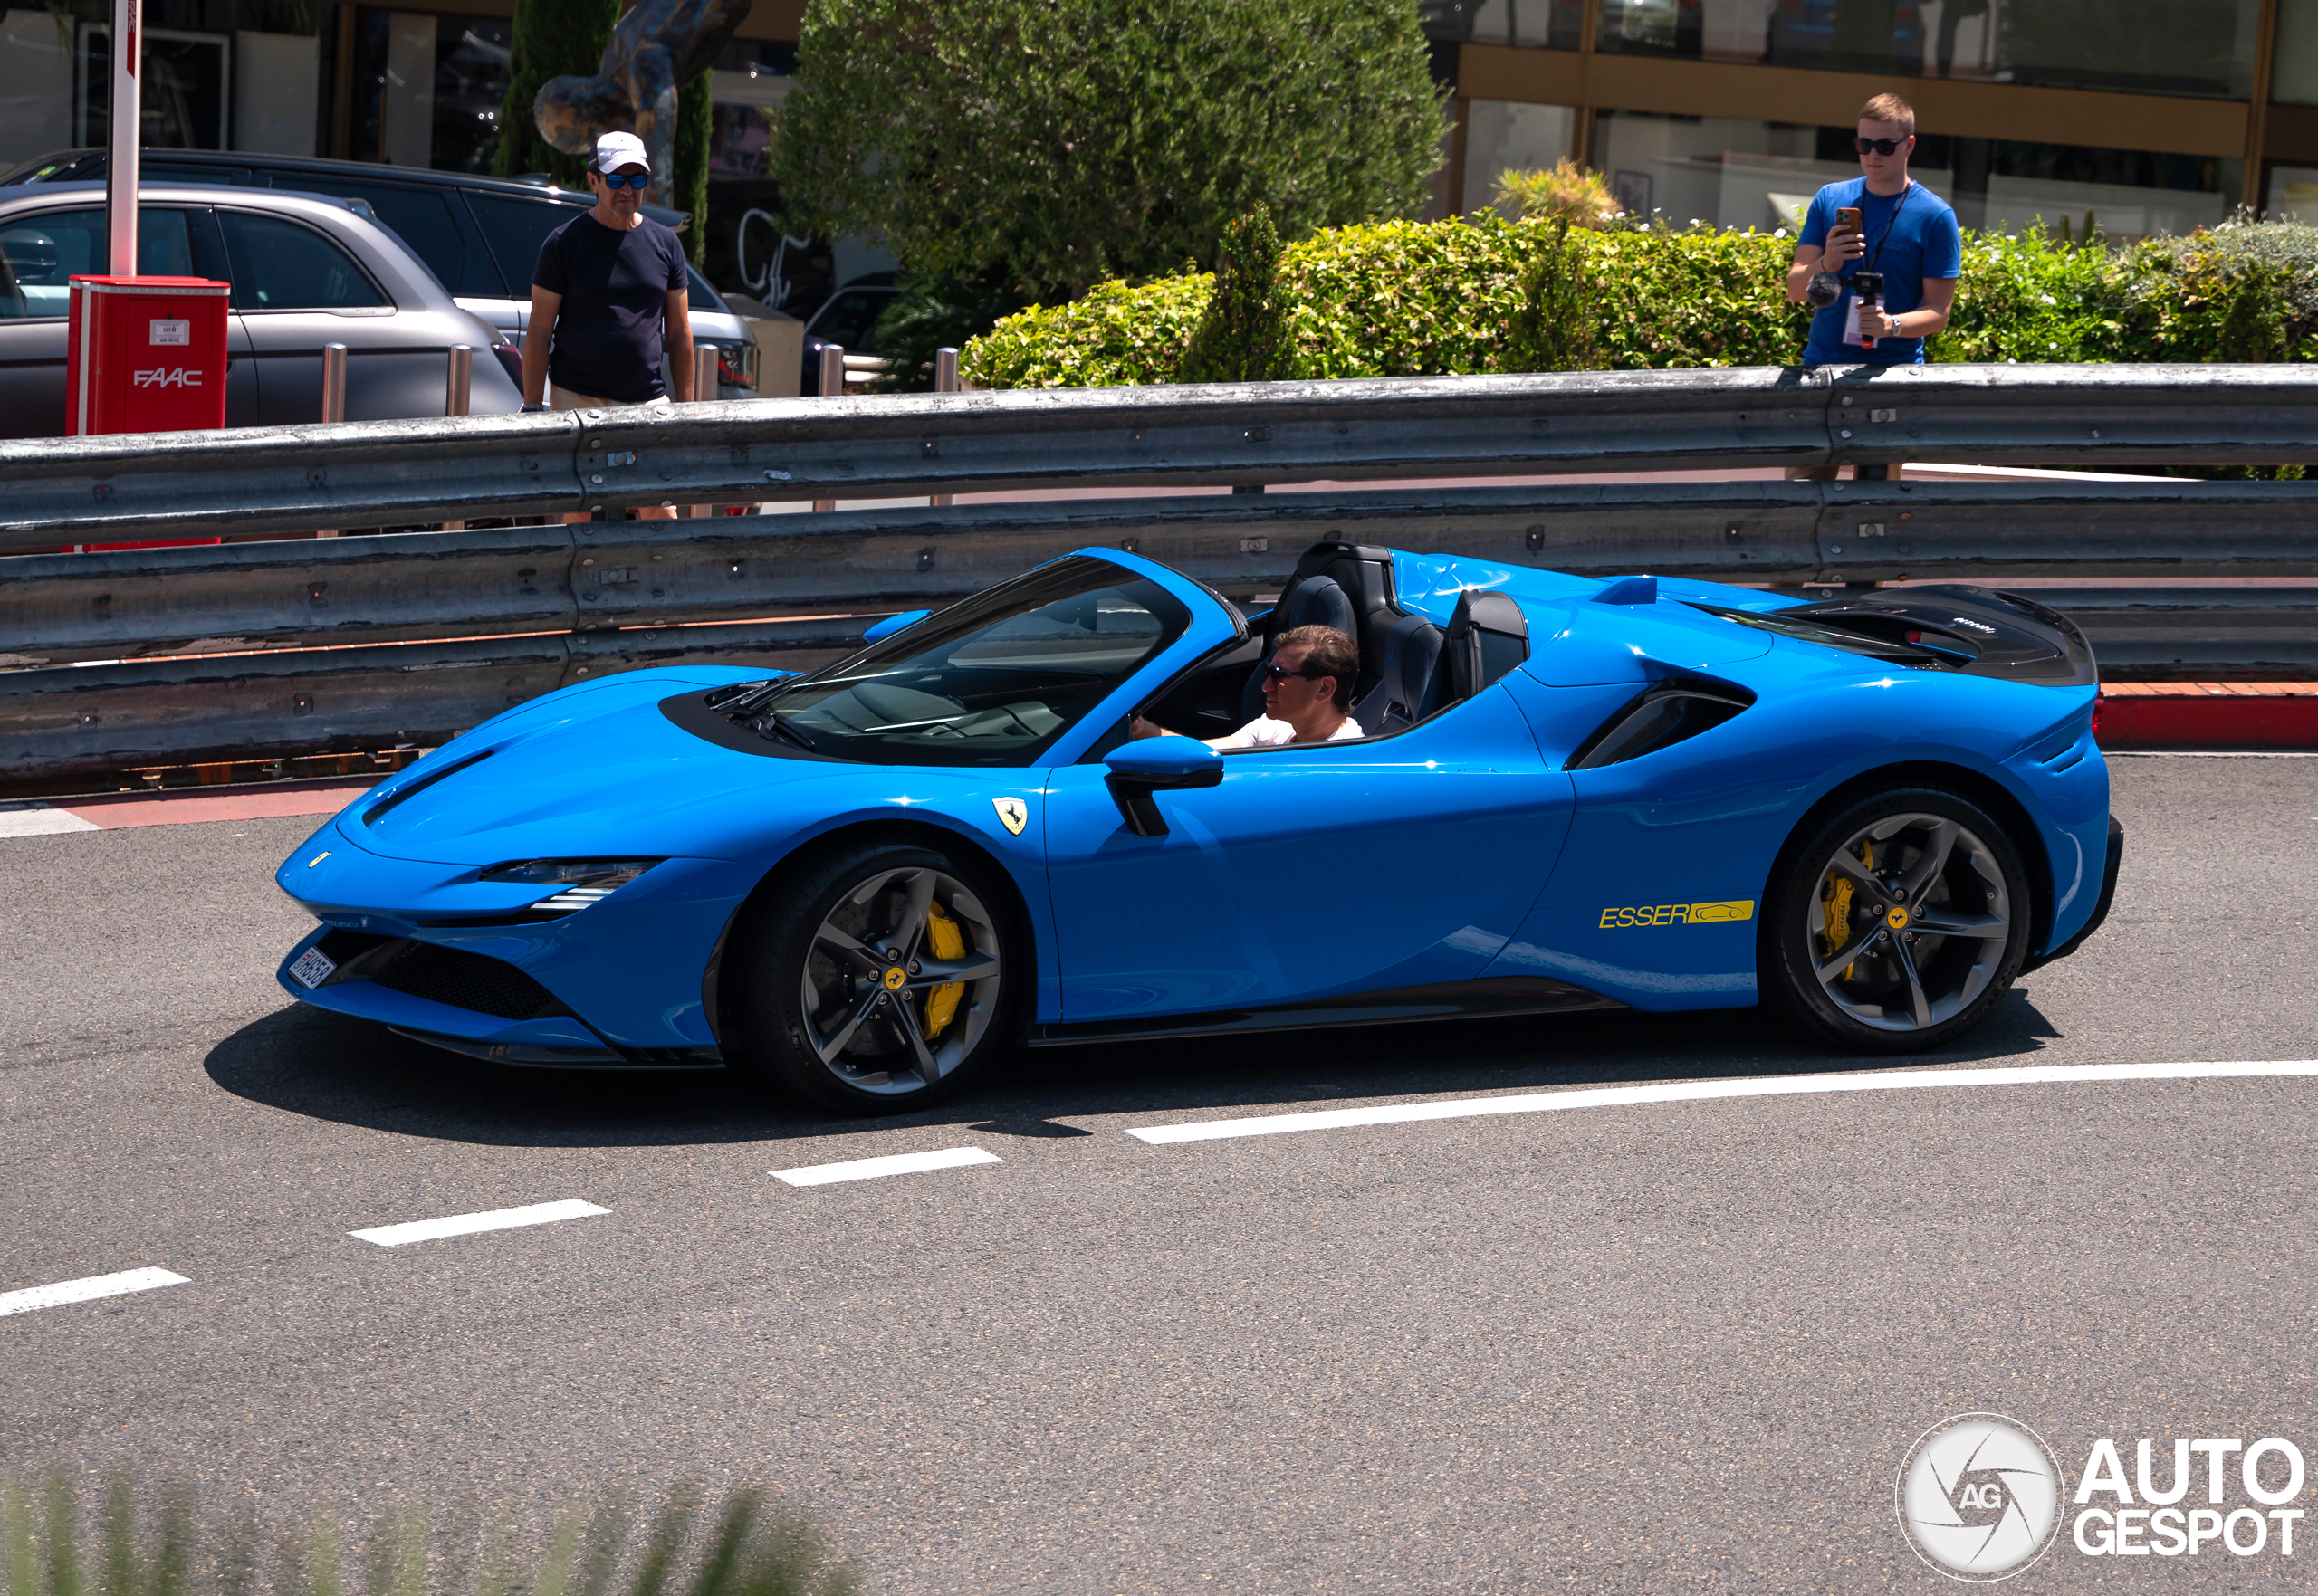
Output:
top-left (440, 346), bottom-right (473, 529)
top-left (932, 346), bottom-right (960, 507)
top-left (320, 343), bottom-right (348, 423)
top-left (813, 343), bottom-right (844, 511)
top-left (691, 341), bottom-right (720, 516)
top-left (317, 343), bottom-right (349, 537)
top-left (445, 345), bottom-right (472, 416)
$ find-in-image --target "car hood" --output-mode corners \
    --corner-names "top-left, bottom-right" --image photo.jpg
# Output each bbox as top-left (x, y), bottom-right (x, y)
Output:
top-left (343, 672), bottom-right (856, 865)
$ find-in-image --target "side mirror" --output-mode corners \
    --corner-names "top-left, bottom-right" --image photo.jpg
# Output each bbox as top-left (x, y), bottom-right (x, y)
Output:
top-left (862, 608), bottom-right (931, 644)
top-left (1103, 736), bottom-right (1224, 836)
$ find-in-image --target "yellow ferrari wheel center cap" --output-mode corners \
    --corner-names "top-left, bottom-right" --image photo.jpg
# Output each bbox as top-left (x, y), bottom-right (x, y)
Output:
top-left (883, 966), bottom-right (907, 991)
top-left (1886, 905), bottom-right (1909, 930)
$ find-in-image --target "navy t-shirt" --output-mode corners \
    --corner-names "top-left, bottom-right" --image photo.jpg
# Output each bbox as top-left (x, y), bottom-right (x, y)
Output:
top-left (1797, 178), bottom-right (1963, 367)
top-left (533, 211), bottom-right (688, 401)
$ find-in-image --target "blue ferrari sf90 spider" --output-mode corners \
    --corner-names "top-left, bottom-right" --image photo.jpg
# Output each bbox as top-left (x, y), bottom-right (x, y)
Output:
top-left (275, 540), bottom-right (2121, 1112)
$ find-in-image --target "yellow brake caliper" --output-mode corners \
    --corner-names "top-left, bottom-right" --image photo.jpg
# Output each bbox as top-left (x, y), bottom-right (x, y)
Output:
top-left (921, 900), bottom-right (967, 1040)
top-left (1819, 839), bottom-right (1872, 980)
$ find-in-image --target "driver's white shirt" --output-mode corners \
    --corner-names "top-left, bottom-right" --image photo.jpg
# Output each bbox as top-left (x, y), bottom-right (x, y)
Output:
top-left (1208, 714), bottom-right (1364, 750)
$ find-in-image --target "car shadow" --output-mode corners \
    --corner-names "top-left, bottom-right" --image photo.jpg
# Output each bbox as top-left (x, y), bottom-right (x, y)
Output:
top-left (204, 984), bottom-right (2068, 1152)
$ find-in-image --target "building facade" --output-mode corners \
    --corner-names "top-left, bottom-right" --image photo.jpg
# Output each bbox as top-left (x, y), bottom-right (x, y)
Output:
top-left (1, 0), bottom-right (2312, 265)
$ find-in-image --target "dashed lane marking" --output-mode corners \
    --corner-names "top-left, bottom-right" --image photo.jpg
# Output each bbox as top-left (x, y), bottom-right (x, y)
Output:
top-left (1126, 1060), bottom-right (2318, 1145)
top-left (0, 1266), bottom-right (189, 1317)
top-left (350, 1199), bottom-right (609, 1247)
top-left (773, 1146), bottom-right (1001, 1187)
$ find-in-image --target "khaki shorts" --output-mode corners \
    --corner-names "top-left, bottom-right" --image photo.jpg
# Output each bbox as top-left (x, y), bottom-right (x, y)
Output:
top-left (550, 386), bottom-right (674, 412)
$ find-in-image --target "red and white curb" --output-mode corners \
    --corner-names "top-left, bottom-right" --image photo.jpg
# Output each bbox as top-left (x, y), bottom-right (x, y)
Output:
top-left (0, 779), bottom-right (371, 838)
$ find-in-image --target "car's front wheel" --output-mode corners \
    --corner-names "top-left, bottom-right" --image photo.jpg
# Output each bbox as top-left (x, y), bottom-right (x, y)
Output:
top-left (726, 840), bottom-right (1020, 1113)
top-left (1764, 788), bottom-right (2031, 1054)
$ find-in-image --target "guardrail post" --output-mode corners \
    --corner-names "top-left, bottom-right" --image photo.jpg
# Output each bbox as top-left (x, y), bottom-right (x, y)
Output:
top-left (932, 347), bottom-right (960, 509)
top-left (814, 343), bottom-right (845, 511)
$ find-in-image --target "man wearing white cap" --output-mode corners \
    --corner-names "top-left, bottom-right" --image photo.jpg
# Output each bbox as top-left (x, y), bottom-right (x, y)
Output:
top-left (522, 130), bottom-right (693, 518)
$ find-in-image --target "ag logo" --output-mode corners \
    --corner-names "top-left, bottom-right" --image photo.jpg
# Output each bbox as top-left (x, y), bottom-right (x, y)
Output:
top-left (1896, 1413), bottom-right (2064, 1581)
top-left (991, 797), bottom-right (1029, 836)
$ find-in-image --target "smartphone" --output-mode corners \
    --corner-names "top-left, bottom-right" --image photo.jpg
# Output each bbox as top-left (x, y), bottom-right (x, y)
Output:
top-left (1836, 205), bottom-right (1863, 236)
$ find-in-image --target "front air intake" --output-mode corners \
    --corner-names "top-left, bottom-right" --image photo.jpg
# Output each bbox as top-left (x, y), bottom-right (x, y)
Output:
top-left (367, 941), bottom-right (568, 1021)
top-left (363, 749), bottom-right (493, 827)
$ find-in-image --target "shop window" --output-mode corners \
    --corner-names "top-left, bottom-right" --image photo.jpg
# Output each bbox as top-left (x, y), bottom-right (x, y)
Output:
top-left (77, 24), bottom-right (230, 148)
top-left (1578, 0), bottom-right (2254, 100)
top-left (1463, 101), bottom-right (1577, 216)
top-left (1593, 110), bottom-right (2237, 242)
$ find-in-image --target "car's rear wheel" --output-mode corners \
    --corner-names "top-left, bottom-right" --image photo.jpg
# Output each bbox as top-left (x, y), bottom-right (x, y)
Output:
top-left (726, 840), bottom-right (1020, 1113)
top-left (1764, 788), bottom-right (2031, 1054)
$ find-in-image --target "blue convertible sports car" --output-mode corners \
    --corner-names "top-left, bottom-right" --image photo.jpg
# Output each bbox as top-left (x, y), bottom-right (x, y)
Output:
top-left (274, 540), bottom-right (2122, 1113)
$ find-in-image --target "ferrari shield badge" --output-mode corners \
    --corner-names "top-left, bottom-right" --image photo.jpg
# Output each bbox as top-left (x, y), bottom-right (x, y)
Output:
top-left (992, 797), bottom-right (1029, 836)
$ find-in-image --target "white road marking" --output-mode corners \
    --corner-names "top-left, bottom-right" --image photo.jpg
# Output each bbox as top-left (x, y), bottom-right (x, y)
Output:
top-left (0, 809), bottom-right (101, 837)
top-left (350, 1199), bottom-right (609, 1247)
top-left (0, 1266), bottom-right (188, 1317)
top-left (772, 1146), bottom-right (1001, 1187)
top-left (1127, 1060), bottom-right (2318, 1145)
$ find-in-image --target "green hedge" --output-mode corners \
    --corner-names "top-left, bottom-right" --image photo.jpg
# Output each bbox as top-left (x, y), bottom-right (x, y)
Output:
top-left (960, 215), bottom-right (2318, 387)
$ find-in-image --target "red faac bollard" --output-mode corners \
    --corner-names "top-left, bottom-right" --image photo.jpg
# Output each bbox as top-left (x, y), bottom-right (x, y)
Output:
top-left (64, 274), bottom-right (232, 436)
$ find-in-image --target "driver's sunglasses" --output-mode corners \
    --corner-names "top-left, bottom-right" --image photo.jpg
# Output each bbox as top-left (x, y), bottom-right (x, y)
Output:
top-left (597, 170), bottom-right (648, 189)
top-left (1261, 662), bottom-right (1321, 684)
top-left (1855, 136), bottom-right (1908, 156)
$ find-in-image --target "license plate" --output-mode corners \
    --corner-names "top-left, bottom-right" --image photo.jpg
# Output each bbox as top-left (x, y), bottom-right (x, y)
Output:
top-left (288, 946), bottom-right (338, 989)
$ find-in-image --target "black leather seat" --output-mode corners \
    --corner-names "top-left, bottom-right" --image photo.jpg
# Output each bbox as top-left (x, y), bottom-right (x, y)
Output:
top-left (1354, 614), bottom-right (1447, 735)
top-left (1239, 575), bottom-right (1357, 722)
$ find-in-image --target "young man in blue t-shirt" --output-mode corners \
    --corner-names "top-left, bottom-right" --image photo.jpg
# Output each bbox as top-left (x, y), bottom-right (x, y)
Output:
top-left (1786, 92), bottom-right (1963, 367)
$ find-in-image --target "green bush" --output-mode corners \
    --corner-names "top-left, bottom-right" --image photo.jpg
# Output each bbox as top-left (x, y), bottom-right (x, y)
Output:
top-left (0, 1476), bottom-right (855, 1596)
top-left (962, 213), bottom-right (2318, 388)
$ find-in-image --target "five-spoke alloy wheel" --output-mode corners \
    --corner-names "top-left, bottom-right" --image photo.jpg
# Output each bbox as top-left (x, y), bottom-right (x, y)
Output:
top-left (727, 840), bottom-right (1020, 1112)
top-left (1765, 788), bottom-right (2031, 1053)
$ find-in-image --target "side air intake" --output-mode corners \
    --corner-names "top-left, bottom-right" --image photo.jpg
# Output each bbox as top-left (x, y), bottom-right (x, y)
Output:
top-left (1566, 682), bottom-right (1754, 772)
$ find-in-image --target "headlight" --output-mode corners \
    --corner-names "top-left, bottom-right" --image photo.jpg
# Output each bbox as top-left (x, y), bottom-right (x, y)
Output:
top-left (480, 858), bottom-right (660, 912)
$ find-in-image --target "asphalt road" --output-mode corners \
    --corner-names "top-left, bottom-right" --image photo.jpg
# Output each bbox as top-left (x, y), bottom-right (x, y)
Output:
top-left (5, 756), bottom-right (2315, 1593)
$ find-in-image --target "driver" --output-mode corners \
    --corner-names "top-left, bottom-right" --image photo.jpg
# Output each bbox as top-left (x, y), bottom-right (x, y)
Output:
top-left (1133, 626), bottom-right (1363, 749)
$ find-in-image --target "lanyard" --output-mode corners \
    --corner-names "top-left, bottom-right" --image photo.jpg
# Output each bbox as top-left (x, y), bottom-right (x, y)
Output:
top-left (1854, 180), bottom-right (1912, 276)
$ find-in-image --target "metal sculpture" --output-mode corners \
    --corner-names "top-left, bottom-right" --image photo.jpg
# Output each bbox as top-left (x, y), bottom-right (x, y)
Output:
top-left (532, 0), bottom-right (752, 208)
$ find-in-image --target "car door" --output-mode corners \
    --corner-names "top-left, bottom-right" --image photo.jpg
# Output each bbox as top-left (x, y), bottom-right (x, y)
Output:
top-left (1039, 684), bottom-right (1576, 1025)
top-left (216, 205), bottom-right (427, 425)
top-left (0, 202), bottom-right (257, 438)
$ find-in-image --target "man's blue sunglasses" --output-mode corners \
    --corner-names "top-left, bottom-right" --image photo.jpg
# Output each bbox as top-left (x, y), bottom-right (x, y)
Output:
top-left (597, 170), bottom-right (648, 189)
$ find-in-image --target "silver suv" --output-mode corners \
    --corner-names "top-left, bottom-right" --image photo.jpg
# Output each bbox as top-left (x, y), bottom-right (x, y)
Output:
top-left (5, 150), bottom-right (759, 401)
top-left (0, 183), bottom-right (522, 437)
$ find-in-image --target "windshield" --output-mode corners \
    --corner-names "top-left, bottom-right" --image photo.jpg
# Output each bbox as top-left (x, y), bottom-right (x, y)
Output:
top-left (714, 557), bottom-right (1193, 767)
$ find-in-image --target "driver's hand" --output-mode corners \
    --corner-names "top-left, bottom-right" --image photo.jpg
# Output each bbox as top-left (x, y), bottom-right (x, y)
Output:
top-left (1130, 715), bottom-right (1162, 739)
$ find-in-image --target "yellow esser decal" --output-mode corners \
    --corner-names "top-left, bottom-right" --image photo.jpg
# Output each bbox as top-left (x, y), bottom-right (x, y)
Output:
top-left (1599, 900), bottom-right (1756, 929)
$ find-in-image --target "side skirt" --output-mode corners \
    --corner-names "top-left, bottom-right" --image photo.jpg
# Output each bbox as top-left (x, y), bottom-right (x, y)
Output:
top-left (1024, 976), bottom-right (1623, 1048)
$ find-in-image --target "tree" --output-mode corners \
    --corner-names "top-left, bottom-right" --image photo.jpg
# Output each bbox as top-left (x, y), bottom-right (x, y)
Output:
top-left (1179, 205), bottom-right (1291, 382)
top-left (493, 0), bottom-right (619, 188)
top-left (771, 0), bottom-right (1444, 311)
top-left (675, 70), bottom-right (714, 265)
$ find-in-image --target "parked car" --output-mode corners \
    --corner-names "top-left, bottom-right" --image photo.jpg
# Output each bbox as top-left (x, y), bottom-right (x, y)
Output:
top-left (0, 183), bottom-right (522, 437)
top-left (800, 274), bottom-right (896, 395)
top-left (3, 149), bottom-right (758, 399)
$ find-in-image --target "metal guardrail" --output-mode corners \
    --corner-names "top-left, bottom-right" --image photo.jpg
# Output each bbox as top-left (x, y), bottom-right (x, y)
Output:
top-left (5, 364), bottom-right (2318, 550)
top-left (5, 363), bottom-right (2318, 780)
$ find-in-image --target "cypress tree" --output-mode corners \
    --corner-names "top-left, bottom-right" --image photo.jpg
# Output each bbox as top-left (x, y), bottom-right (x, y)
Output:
top-left (674, 71), bottom-right (713, 265)
top-left (1179, 205), bottom-right (1290, 383)
top-left (493, 0), bottom-right (618, 188)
